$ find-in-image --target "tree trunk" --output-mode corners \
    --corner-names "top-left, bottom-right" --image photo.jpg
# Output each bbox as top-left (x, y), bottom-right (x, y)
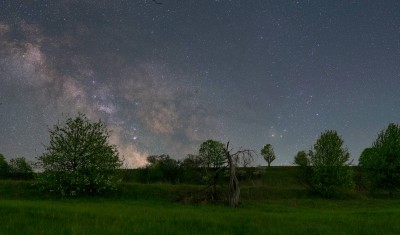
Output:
top-left (226, 151), bottom-right (240, 207)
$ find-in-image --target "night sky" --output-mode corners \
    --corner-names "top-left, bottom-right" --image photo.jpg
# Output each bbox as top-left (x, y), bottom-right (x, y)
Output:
top-left (0, 1), bottom-right (399, 167)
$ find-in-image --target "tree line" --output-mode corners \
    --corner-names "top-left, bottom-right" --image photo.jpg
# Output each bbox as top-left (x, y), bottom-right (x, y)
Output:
top-left (0, 155), bottom-right (33, 180)
top-left (293, 124), bottom-right (400, 198)
top-left (1, 114), bottom-right (399, 205)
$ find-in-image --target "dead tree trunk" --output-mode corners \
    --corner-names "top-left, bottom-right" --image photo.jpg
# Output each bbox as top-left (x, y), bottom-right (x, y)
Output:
top-left (225, 147), bottom-right (240, 207)
top-left (197, 141), bottom-right (254, 207)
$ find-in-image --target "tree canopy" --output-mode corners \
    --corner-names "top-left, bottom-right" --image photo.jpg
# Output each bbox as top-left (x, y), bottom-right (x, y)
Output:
top-left (261, 144), bottom-right (275, 167)
top-left (310, 130), bottom-right (353, 197)
top-left (199, 139), bottom-right (225, 168)
top-left (38, 114), bottom-right (122, 196)
top-left (359, 123), bottom-right (400, 196)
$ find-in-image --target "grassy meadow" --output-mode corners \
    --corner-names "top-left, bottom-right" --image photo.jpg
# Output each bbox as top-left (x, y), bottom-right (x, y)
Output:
top-left (1, 198), bottom-right (400, 234)
top-left (1, 167), bottom-right (399, 234)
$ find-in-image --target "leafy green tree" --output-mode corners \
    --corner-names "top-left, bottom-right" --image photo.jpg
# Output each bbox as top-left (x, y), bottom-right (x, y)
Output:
top-left (359, 123), bottom-right (400, 196)
top-left (9, 157), bottom-right (33, 180)
top-left (310, 130), bottom-right (353, 198)
top-left (199, 140), bottom-right (225, 168)
top-left (38, 114), bottom-right (122, 196)
top-left (261, 144), bottom-right (275, 167)
top-left (0, 153), bottom-right (10, 179)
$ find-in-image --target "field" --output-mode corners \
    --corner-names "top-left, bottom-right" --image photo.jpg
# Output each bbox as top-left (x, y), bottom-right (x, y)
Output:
top-left (1, 167), bottom-right (399, 234)
top-left (1, 198), bottom-right (400, 234)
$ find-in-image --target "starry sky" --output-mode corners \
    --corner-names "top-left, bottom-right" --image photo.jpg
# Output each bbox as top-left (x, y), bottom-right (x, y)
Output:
top-left (0, 0), bottom-right (399, 167)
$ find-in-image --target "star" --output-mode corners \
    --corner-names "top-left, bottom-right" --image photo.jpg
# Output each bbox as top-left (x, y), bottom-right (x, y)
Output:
top-left (0, 1), bottom-right (398, 167)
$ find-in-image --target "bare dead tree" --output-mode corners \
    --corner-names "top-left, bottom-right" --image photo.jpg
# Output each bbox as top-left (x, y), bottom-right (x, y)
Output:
top-left (224, 142), bottom-right (255, 207)
top-left (192, 141), bottom-right (255, 207)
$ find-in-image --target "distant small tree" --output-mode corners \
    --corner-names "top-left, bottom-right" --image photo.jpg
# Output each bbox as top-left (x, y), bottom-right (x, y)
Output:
top-left (0, 153), bottom-right (10, 179)
top-left (261, 144), bottom-right (275, 167)
top-left (359, 123), bottom-right (400, 197)
top-left (38, 114), bottom-right (122, 196)
top-left (9, 157), bottom-right (33, 180)
top-left (310, 130), bottom-right (353, 198)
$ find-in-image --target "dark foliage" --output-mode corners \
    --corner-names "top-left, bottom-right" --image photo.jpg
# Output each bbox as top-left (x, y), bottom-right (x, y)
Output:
top-left (0, 154), bottom-right (10, 179)
top-left (359, 123), bottom-right (400, 196)
top-left (309, 130), bottom-right (353, 198)
top-left (293, 150), bottom-right (312, 185)
top-left (142, 154), bottom-right (182, 183)
top-left (180, 154), bottom-right (205, 184)
top-left (8, 157), bottom-right (34, 180)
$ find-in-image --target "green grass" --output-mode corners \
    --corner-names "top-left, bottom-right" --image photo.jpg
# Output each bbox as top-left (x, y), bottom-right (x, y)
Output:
top-left (1, 198), bottom-right (399, 234)
top-left (0, 167), bottom-right (398, 234)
